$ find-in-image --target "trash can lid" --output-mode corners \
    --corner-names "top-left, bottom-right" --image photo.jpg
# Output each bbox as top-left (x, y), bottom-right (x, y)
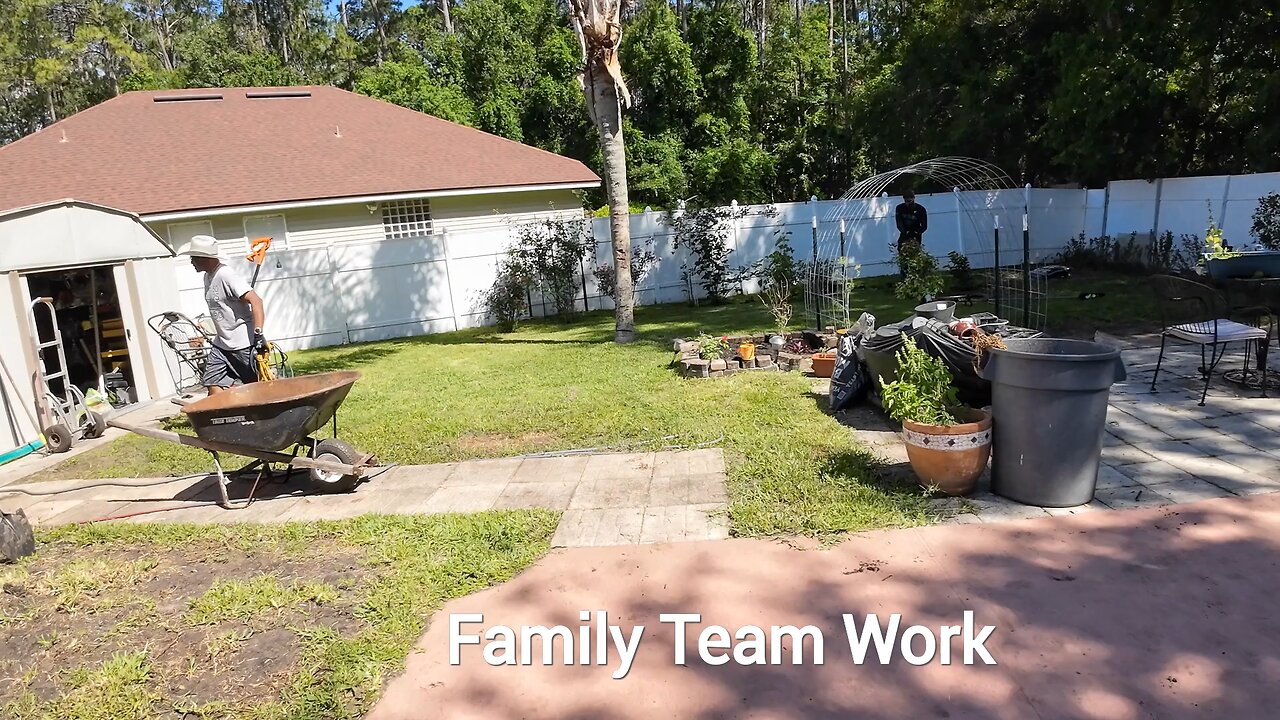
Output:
top-left (992, 338), bottom-right (1122, 361)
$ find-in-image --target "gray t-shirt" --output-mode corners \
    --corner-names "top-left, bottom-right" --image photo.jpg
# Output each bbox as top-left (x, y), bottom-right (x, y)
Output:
top-left (203, 264), bottom-right (254, 350)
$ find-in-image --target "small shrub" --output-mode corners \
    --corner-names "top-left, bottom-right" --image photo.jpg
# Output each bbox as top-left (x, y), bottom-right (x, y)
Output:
top-left (592, 236), bottom-right (658, 300)
top-left (1251, 192), bottom-right (1280, 250)
top-left (879, 335), bottom-right (960, 426)
top-left (669, 203), bottom-right (778, 302)
top-left (1174, 233), bottom-right (1204, 271)
top-left (893, 246), bottom-right (945, 302)
top-left (695, 334), bottom-right (729, 360)
top-left (762, 232), bottom-right (799, 291)
top-left (946, 251), bottom-right (976, 290)
top-left (481, 259), bottom-right (530, 332)
top-left (781, 338), bottom-right (813, 354)
top-left (509, 218), bottom-right (594, 321)
top-left (759, 277), bottom-right (793, 336)
top-left (1052, 231), bottom-right (1175, 272)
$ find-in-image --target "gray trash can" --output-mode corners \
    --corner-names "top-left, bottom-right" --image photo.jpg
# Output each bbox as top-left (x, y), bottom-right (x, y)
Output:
top-left (978, 338), bottom-right (1127, 507)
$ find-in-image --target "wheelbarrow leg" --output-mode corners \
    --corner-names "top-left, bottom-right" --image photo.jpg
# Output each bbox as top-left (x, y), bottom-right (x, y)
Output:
top-left (210, 451), bottom-right (259, 510)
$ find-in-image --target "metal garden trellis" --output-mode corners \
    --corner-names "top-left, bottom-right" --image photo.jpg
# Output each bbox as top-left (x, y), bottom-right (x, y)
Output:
top-left (803, 156), bottom-right (1047, 331)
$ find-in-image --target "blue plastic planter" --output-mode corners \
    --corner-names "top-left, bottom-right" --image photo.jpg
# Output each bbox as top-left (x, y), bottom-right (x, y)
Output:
top-left (1205, 251), bottom-right (1280, 282)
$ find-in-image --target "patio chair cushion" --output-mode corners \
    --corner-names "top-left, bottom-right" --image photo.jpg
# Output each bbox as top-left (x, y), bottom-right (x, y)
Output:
top-left (1167, 319), bottom-right (1269, 345)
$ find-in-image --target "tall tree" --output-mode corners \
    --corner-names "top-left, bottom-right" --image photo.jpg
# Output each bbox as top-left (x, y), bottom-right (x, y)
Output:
top-left (568, 0), bottom-right (634, 343)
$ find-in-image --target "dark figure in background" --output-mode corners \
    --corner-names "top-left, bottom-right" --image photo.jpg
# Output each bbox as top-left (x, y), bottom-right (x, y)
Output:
top-left (895, 190), bottom-right (928, 275)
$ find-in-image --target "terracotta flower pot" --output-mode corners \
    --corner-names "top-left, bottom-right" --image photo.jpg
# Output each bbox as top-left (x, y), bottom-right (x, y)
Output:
top-left (811, 351), bottom-right (837, 378)
top-left (901, 407), bottom-right (992, 496)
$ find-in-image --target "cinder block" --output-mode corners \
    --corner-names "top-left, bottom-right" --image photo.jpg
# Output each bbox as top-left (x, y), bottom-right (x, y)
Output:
top-left (679, 358), bottom-right (710, 378)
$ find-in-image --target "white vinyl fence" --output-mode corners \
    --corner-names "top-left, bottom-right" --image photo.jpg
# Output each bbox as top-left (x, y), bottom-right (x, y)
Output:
top-left (174, 171), bottom-right (1280, 350)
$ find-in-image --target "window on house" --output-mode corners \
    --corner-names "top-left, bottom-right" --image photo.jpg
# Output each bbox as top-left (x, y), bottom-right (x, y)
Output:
top-left (381, 199), bottom-right (433, 240)
top-left (244, 214), bottom-right (289, 252)
top-left (167, 220), bottom-right (214, 253)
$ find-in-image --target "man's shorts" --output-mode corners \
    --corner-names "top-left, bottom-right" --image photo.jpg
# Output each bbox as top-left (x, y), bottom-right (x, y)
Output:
top-left (202, 345), bottom-right (258, 388)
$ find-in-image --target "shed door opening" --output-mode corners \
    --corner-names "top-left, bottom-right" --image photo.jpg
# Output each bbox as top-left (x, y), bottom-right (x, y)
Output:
top-left (25, 265), bottom-right (137, 408)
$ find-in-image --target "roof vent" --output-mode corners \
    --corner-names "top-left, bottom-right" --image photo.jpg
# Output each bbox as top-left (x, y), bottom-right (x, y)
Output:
top-left (153, 93), bottom-right (223, 103)
top-left (245, 90), bottom-right (312, 99)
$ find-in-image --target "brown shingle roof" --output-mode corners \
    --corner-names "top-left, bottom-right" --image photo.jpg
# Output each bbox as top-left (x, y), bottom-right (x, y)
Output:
top-left (0, 86), bottom-right (600, 216)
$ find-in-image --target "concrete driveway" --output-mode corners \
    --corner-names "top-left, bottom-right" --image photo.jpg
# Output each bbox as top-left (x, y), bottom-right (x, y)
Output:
top-left (370, 494), bottom-right (1280, 719)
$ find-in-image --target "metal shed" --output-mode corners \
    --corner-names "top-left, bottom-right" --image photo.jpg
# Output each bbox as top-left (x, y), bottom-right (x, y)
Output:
top-left (1, 199), bottom-right (181, 457)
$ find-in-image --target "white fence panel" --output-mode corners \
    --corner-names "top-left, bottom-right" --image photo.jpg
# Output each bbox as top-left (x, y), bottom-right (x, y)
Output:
top-left (1222, 171), bottom-right (1280, 243)
top-left (1103, 179), bottom-right (1160, 237)
top-left (166, 170), bottom-right (1280, 350)
top-left (334, 235), bottom-right (457, 344)
top-left (1156, 175), bottom-right (1230, 240)
top-left (1028, 188), bottom-right (1089, 263)
top-left (1084, 189), bottom-right (1106, 238)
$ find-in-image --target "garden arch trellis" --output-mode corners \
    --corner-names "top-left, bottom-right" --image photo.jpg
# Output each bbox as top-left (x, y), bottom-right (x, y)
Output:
top-left (803, 156), bottom-right (1046, 331)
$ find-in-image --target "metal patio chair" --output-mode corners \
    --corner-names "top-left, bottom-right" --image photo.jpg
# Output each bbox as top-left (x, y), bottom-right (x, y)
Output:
top-left (1150, 274), bottom-right (1274, 406)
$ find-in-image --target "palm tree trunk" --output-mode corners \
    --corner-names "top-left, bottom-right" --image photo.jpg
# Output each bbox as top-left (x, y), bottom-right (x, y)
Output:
top-left (569, 0), bottom-right (636, 344)
top-left (584, 67), bottom-right (636, 343)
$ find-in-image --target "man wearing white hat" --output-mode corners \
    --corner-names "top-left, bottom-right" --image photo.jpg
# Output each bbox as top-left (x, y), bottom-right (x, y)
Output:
top-left (179, 235), bottom-right (267, 395)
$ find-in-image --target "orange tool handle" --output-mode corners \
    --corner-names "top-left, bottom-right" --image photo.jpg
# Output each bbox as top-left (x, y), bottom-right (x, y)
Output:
top-left (246, 236), bottom-right (273, 265)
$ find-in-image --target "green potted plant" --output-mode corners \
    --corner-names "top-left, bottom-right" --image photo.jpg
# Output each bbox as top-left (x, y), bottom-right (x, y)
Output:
top-left (879, 334), bottom-right (991, 496)
top-left (695, 334), bottom-right (729, 361)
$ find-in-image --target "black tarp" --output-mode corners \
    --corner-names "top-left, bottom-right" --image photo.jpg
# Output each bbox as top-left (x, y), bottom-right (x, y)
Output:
top-left (857, 318), bottom-right (992, 408)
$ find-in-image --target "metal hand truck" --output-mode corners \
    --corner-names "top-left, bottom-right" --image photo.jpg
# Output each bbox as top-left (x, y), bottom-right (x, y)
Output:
top-left (27, 298), bottom-right (107, 453)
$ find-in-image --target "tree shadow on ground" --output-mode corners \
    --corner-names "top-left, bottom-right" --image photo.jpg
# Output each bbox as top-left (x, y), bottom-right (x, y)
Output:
top-left (294, 343), bottom-right (407, 374)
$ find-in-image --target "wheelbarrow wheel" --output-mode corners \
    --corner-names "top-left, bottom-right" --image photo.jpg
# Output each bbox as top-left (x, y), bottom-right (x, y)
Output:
top-left (309, 438), bottom-right (363, 493)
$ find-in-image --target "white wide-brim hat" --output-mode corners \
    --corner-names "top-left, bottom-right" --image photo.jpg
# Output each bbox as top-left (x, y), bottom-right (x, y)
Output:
top-left (178, 235), bottom-right (219, 259)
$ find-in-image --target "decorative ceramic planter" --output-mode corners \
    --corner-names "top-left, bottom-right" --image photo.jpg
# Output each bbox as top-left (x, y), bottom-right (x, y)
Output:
top-left (811, 351), bottom-right (837, 378)
top-left (901, 407), bottom-right (992, 496)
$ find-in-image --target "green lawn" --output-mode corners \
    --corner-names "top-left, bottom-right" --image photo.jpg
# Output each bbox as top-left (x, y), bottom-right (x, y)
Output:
top-left (33, 270), bottom-right (1153, 536)
top-left (1, 512), bottom-right (557, 719)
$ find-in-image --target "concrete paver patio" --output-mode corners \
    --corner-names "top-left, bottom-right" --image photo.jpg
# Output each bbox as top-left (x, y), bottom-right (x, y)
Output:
top-left (843, 336), bottom-right (1280, 523)
top-left (368, 492), bottom-right (1280, 719)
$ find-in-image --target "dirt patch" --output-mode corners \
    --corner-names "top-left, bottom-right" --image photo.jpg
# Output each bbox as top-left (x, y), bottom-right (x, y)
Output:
top-left (0, 537), bottom-right (370, 714)
top-left (452, 431), bottom-right (560, 455)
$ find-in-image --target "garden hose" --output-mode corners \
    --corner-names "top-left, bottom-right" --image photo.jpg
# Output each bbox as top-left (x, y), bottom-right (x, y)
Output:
top-left (0, 472), bottom-right (212, 497)
top-left (256, 342), bottom-right (277, 382)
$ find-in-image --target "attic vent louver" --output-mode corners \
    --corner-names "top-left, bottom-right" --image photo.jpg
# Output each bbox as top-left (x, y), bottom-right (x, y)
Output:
top-left (153, 93), bottom-right (223, 103)
top-left (245, 90), bottom-right (312, 99)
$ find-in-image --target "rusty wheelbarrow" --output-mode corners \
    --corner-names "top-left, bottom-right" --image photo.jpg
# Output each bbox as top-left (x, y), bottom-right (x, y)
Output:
top-left (108, 371), bottom-right (379, 509)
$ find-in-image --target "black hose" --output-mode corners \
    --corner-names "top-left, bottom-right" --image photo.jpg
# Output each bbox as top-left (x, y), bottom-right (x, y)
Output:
top-left (0, 472), bottom-right (212, 497)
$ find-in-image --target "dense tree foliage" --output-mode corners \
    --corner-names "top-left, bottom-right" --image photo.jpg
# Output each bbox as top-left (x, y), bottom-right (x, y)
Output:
top-left (3, 0), bottom-right (1277, 205)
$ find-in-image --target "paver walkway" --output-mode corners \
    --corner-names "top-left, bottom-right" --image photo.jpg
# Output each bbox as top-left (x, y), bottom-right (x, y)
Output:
top-left (838, 334), bottom-right (1280, 523)
top-left (0, 449), bottom-right (730, 547)
top-left (368, 492), bottom-right (1280, 719)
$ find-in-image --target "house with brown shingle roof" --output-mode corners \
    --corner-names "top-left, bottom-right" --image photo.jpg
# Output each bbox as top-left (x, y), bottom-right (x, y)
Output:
top-left (0, 87), bottom-right (600, 456)
top-left (0, 85), bottom-right (599, 246)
